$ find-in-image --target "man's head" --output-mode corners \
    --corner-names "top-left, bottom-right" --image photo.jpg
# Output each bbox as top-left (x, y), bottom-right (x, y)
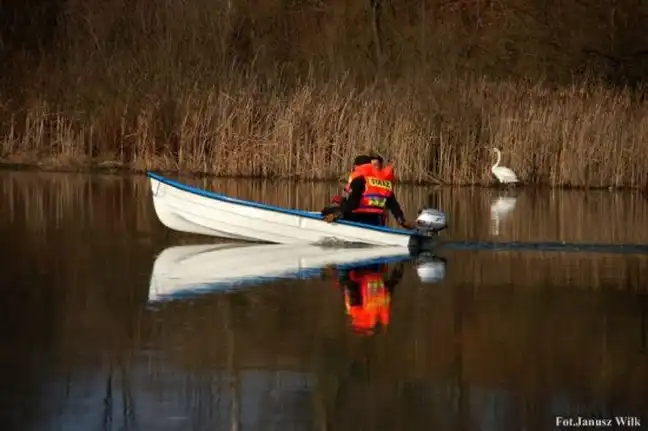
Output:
top-left (353, 155), bottom-right (372, 167)
top-left (370, 154), bottom-right (384, 169)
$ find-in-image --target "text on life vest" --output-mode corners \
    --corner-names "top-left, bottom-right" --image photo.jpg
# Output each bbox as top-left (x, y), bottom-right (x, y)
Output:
top-left (367, 177), bottom-right (393, 190)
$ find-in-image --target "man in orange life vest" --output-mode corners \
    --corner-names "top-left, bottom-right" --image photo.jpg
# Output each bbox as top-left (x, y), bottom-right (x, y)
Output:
top-left (339, 154), bottom-right (393, 202)
top-left (324, 261), bottom-right (405, 335)
top-left (322, 154), bottom-right (371, 216)
top-left (322, 155), bottom-right (414, 228)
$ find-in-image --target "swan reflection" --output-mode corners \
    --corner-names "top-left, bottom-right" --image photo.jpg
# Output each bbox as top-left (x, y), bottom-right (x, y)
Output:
top-left (489, 195), bottom-right (518, 236)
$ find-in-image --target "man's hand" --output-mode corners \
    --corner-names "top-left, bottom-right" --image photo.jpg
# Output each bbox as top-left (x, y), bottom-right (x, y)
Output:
top-left (398, 219), bottom-right (415, 230)
top-left (324, 211), bottom-right (341, 223)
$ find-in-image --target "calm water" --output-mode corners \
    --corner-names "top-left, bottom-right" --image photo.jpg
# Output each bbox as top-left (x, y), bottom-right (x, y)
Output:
top-left (1, 170), bottom-right (648, 431)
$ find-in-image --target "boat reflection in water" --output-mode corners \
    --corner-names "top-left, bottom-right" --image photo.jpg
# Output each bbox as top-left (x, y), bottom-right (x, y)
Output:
top-left (140, 242), bottom-right (446, 429)
top-left (148, 242), bottom-right (445, 303)
top-left (149, 242), bottom-right (447, 336)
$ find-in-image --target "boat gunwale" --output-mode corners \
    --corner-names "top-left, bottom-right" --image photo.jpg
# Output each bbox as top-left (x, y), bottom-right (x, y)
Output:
top-left (146, 171), bottom-right (421, 238)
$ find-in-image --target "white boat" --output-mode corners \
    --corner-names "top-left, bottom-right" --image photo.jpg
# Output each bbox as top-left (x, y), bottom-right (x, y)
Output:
top-left (146, 172), bottom-right (447, 247)
top-left (148, 242), bottom-right (418, 302)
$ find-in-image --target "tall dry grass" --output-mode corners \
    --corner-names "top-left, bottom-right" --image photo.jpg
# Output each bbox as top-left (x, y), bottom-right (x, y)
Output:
top-left (3, 78), bottom-right (648, 188)
top-left (3, 0), bottom-right (648, 187)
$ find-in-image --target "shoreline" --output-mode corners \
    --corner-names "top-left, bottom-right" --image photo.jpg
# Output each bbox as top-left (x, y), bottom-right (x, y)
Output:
top-left (0, 161), bottom-right (645, 193)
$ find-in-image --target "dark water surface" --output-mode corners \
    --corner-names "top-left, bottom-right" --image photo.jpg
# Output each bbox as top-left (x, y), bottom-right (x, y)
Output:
top-left (1, 171), bottom-right (648, 431)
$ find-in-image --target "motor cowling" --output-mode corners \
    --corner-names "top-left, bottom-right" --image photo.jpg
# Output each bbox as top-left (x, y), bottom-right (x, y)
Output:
top-left (414, 208), bottom-right (448, 236)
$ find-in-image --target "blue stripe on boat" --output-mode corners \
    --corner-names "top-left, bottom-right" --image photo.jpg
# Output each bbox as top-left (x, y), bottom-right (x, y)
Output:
top-left (146, 171), bottom-right (421, 237)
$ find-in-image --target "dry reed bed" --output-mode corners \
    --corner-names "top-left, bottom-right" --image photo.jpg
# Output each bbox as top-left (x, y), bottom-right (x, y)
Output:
top-left (3, 77), bottom-right (648, 188)
top-left (4, 171), bottom-right (648, 244)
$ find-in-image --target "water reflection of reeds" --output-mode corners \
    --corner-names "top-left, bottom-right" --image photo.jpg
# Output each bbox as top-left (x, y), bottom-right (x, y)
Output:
top-left (2, 171), bottom-right (648, 244)
top-left (448, 250), bottom-right (648, 291)
top-left (0, 171), bottom-right (156, 236)
top-left (4, 249), bottom-right (648, 428)
top-left (40, 256), bottom-right (647, 395)
top-left (3, 170), bottom-right (648, 429)
top-left (36, 266), bottom-right (647, 430)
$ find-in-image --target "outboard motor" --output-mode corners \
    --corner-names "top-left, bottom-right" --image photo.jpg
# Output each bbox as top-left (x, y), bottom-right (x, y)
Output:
top-left (414, 208), bottom-right (448, 236)
top-left (407, 208), bottom-right (448, 254)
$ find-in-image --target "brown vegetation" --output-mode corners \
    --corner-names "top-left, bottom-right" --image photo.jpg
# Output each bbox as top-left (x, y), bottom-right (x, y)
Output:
top-left (2, 0), bottom-right (648, 187)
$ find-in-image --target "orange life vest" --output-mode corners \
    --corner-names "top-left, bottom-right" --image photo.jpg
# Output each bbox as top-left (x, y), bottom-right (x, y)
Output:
top-left (382, 164), bottom-right (395, 179)
top-left (346, 164), bottom-right (394, 215)
top-left (343, 163), bottom-right (370, 194)
top-left (344, 163), bottom-right (396, 193)
top-left (344, 267), bottom-right (391, 335)
top-left (344, 163), bottom-right (396, 194)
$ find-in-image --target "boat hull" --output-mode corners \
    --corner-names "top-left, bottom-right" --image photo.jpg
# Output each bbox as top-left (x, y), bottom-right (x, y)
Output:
top-left (147, 172), bottom-right (428, 247)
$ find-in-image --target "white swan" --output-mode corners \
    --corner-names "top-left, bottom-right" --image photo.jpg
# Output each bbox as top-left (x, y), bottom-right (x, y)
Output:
top-left (491, 148), bottom-right (519, 185)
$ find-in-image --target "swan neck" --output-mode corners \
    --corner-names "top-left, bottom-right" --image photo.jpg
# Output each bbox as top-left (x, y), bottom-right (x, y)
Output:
top-left (493, 149), bottom-right (501, 169)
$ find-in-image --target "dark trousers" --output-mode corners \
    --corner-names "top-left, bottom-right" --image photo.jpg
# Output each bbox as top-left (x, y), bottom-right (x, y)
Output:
top-left (342, 213), bottom-right (386, 227)
top-left (320, 205), bottom-right (386, 227)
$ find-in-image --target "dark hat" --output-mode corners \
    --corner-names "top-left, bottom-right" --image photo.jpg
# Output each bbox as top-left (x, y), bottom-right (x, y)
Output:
top-left (353, 155), bottom-right (372, 166)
